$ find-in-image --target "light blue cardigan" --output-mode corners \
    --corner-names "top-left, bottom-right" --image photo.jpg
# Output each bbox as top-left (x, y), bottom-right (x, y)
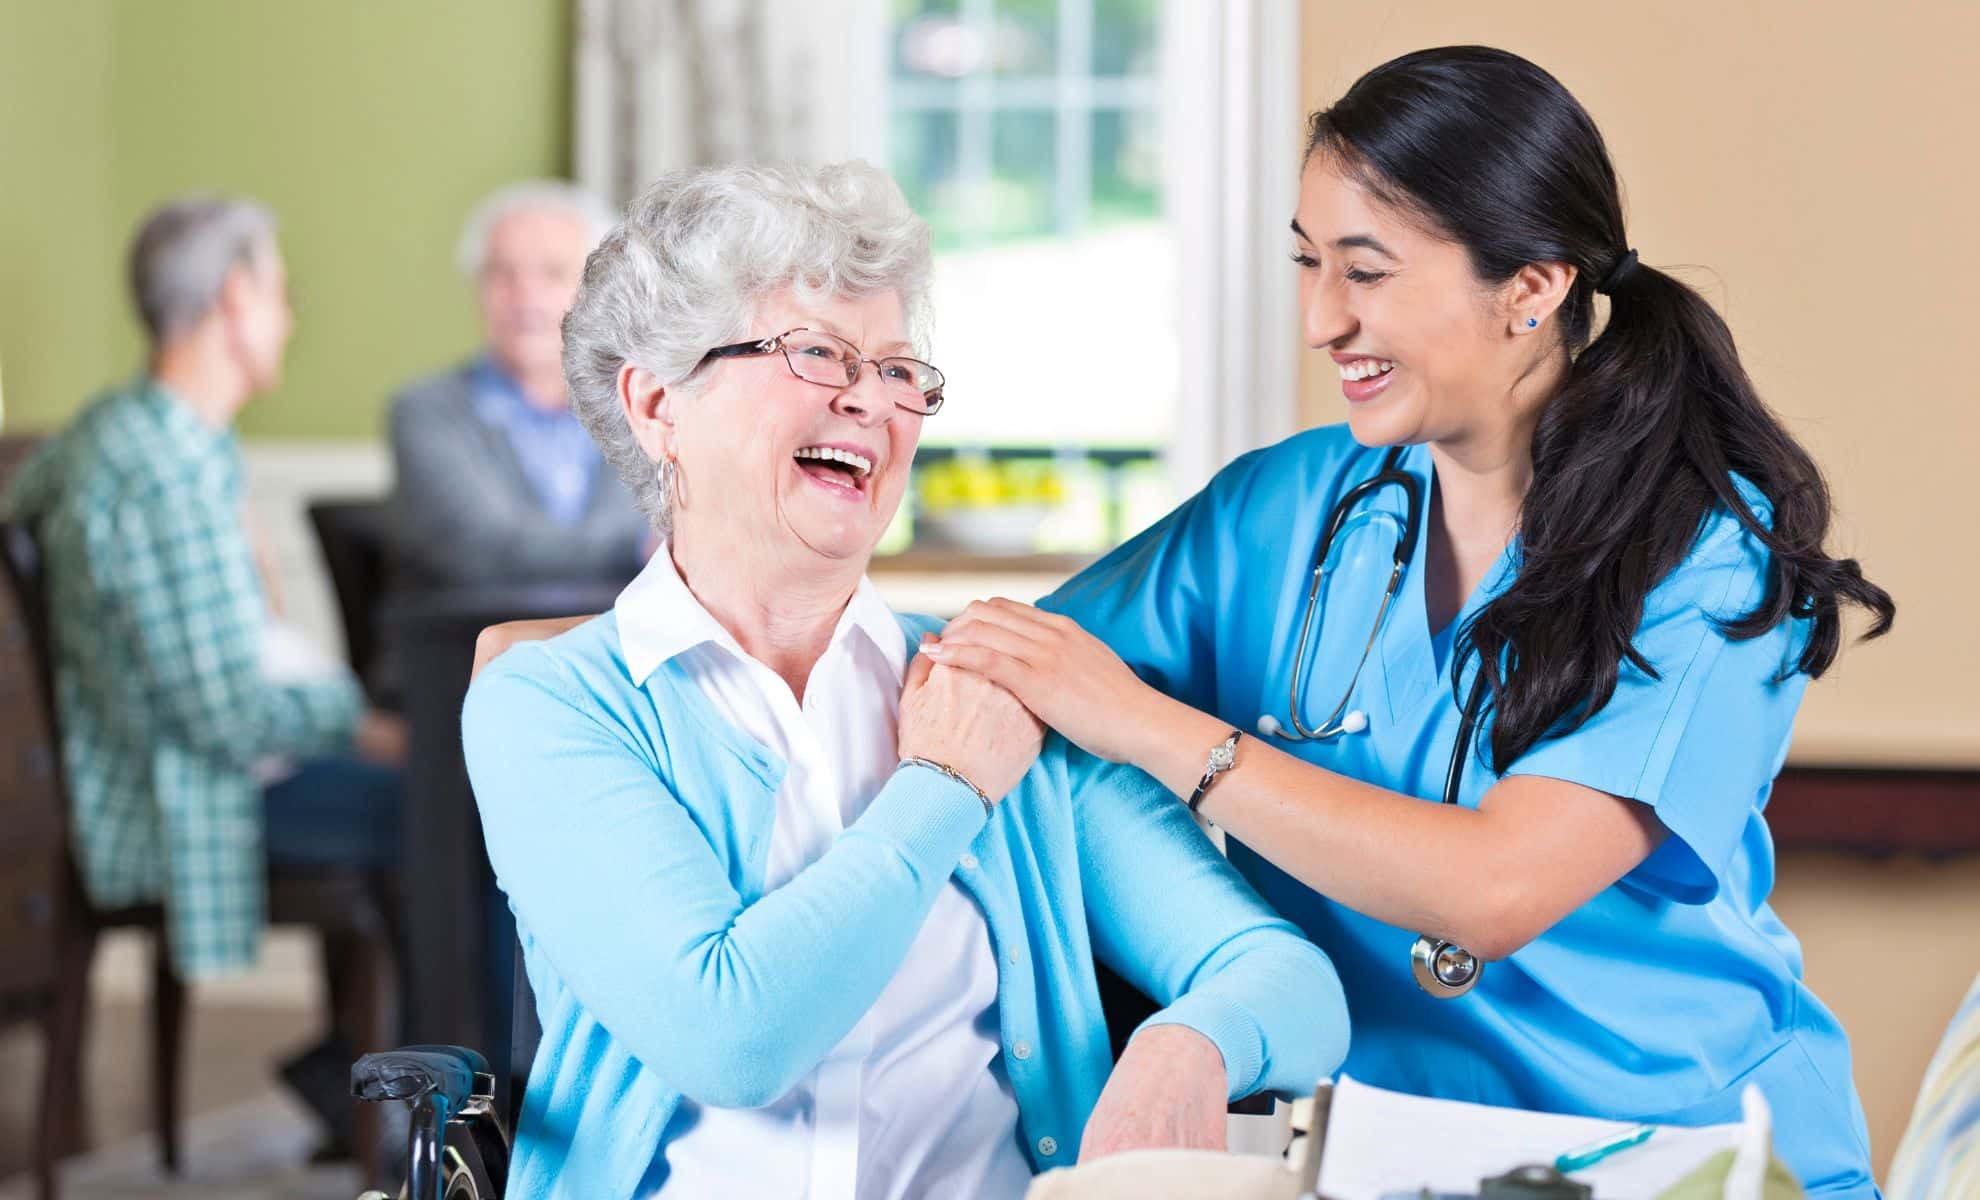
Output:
top-left (462, 612), bottom-right (1350, 1199)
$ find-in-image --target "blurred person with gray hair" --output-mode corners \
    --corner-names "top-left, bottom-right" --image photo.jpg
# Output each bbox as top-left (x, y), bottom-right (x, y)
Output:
top-left (387, 180), bottom-right (649, 586)
top-left (1, 194), bottom-right (408, 1152)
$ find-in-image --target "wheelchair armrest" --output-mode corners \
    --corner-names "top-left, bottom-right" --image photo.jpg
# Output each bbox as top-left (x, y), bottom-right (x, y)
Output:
top-left (351, 1043), bottom-right (494, 1109)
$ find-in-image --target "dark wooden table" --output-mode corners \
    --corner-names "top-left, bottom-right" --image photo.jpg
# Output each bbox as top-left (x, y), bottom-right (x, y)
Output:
top-left (385, 582), bottom-right (625, 1055)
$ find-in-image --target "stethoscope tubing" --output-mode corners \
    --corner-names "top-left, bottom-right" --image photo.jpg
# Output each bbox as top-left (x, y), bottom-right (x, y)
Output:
top-left (1261, 445), bottom-right (1487, 997)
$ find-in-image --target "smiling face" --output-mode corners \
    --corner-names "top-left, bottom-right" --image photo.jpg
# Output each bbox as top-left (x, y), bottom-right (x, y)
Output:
top-left (476, 206), bottom-right (591, 395)
top-left (656, 285), bottom-right (924, 573)
top-left (1293, 152), bottom-right (1563, 450)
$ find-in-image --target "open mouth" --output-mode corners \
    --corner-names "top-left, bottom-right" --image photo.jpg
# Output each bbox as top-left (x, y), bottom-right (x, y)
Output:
top-left (1337, 356), bottom-right (1397, 403)
top-left (793, 445), bottom-right (874, 496)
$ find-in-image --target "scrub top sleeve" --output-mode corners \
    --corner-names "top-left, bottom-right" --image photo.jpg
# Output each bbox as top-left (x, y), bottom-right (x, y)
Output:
top-left (1501, 513), bottom-right (1808, 903)
top-left (1041, 447), bottom-right (1270, 712)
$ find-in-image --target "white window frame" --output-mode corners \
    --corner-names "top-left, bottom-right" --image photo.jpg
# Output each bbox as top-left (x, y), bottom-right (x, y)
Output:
top-left (1163, 0), bottom-right (1303, 494)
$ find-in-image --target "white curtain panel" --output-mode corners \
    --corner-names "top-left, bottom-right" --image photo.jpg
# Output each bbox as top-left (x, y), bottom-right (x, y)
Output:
top-left (573, 0), bottom-right (877, 208)
top-left (1164, 0), bottom-right (1303, 492)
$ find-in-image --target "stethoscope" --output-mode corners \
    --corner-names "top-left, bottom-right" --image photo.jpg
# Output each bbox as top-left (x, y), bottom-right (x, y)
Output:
top-left (1254, 446), bottom-right (1492, 1000)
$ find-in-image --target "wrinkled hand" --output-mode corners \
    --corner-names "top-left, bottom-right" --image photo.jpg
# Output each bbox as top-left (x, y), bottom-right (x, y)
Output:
top-left (353, 710), bottom-right (410, 768)
top-left (898, 649), bottom-right (1044, 804)
top-left (1079, 1024), bottom-right (1228, 1160)
top-left (921, 598), bottom-right (1159, 764)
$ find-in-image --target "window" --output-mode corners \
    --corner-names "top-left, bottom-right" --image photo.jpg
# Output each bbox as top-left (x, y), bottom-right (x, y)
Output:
top-left (878, 0), bottom-right (1175, 556)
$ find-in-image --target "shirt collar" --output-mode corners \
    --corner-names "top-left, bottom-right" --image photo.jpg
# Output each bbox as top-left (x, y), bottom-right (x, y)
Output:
top-left (615, 543), bottom-right (906, 687)
top-left (469, 355), bottom-right (526, 423)
top-left (138, 376), bottom-right (240, 464)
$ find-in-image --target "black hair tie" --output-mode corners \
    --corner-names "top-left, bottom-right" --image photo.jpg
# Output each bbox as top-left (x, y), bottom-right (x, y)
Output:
top-left (1596, 248), bottom-right (1639, 295)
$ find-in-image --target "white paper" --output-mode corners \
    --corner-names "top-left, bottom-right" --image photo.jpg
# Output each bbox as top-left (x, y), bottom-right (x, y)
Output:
top-left (1313, 1075), bottom-right (1743, 1200)
top-left (259, 618), bottom-right (342, 684)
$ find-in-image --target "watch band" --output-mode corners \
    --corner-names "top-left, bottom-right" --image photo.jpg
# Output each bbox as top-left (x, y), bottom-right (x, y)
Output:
top-left (1187, 730), bottom-right (1242, 814)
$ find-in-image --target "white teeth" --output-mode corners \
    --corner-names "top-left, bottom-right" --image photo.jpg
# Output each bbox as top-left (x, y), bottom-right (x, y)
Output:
top-left (1337, 358), bottom-right (1395, 382)
top-left (794, 445), bottom-right (873, 477)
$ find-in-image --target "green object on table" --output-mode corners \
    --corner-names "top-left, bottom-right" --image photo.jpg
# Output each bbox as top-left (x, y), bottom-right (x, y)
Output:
top-left (1655, 1149), bottom-right (1808, 1200)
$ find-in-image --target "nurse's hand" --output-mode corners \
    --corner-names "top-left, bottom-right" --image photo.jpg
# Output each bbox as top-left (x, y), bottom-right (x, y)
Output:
top-left (920, 598), bottom-right (1159, 765)
top-left (1079, 1024), bottom-right (1228, 1159)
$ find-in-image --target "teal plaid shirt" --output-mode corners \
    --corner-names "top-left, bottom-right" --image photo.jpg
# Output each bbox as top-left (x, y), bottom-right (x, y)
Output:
top-left (4, 380), bottom-right (361, 977)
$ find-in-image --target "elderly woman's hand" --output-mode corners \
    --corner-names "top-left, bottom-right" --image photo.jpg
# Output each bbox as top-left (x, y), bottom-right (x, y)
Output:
top-left (920, 599), bottom-right (1166, 766)
top-left (1078, 1024), bottom-right (1229, 1160)
top-left (898, 651), bottom-right (1044, 804)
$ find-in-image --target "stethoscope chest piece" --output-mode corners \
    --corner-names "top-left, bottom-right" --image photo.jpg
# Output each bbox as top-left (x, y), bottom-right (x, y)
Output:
top-left (1410, 934), bottom-right (1483, 998)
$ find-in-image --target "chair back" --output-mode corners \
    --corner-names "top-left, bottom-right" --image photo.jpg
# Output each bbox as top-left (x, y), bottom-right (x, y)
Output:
top-left (506, 938), bottom-right (541, 1132)
top-left (0, 520), bottom-right (68, 999)
top-left (306, 499), bottom-right (396, 704)
top-left (0, 521), bottom-right (55, 712)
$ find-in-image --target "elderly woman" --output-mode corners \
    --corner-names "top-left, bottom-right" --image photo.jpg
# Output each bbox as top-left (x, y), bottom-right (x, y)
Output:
top-left (461, 160), bottom-right (1348, 1200)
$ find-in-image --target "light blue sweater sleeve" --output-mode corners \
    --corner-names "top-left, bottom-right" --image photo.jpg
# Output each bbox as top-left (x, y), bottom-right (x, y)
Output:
top-left (1068, 745), bottom-right (1350, 1099)
top-left (463, 644), bottom-right (990, 1109)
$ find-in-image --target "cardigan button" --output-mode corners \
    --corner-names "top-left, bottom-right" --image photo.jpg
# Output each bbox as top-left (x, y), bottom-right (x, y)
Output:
top-left (958, 852), bottom-right (979, 870)
top-left (1012, 1040), bottom-right (1032, 1061)
top-left (1037, 1136), bottom-right (1058, 1157)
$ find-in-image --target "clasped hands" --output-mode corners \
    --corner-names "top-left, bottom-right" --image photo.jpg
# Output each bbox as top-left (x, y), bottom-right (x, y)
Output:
top-left (899, 599), bottom-right (1228, 1161)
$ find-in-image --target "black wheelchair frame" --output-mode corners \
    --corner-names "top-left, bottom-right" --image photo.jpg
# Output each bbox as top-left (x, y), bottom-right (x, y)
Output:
top-left (351, 1044), bottom-right (508, 1199)
top-left (351, 930), bottom-right (1266, 1198)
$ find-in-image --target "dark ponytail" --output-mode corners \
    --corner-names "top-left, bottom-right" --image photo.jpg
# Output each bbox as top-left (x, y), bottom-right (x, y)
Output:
top-left (1306, 46), bottom-right (1894, 772)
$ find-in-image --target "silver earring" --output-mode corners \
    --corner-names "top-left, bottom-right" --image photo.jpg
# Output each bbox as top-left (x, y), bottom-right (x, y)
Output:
top-left (660, 456), bottom-right (688, 512)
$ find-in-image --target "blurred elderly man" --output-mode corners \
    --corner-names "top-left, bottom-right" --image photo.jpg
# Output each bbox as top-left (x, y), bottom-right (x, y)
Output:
top-left (2, 196), bottom-right (406, 1143)
top-left (389, 181), bottom-right (648, 585)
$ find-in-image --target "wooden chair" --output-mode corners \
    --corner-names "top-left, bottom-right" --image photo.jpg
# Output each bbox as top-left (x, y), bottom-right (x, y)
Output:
top-left (0, 520), bottom-right (400, 1192)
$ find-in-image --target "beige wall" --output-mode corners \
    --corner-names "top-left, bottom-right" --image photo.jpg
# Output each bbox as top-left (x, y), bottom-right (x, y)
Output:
top-left (1297, 3), bottom-right (1980, 769)
top-left (1769, 850), bottom-right (1979, 1180)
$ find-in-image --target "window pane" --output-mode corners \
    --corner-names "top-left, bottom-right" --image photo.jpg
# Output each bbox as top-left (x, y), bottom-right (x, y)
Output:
top-left (991, 0), bottom-right (1057, 77)
top-left (891, 109), bottom-right (964, 247)
top-left (1091, 108), bottom-right (1160, 230)
top-left (987, 109), bottom-right (1056, 243)
top-left (1092, 0), bottom-right (1159, 76)
top-left (921, 220), bottom-right (1178, 449)
top-left (894, 0), bottom-right (971, 79)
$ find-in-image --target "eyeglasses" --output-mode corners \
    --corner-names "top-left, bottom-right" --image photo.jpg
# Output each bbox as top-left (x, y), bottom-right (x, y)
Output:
top-left (699, 327), bottom-right (945, 415)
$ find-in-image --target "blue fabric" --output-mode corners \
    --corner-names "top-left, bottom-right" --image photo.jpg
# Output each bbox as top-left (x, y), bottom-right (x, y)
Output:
top-left (467, 357), bottom-right (600, 525)
top-left (1428, 616), bottom-right (1456, 676)
top-left (461, 611), bottom-right (1349, 1200)
top-left (1041, 424), bottom-right (1877, 1198)
top-left (261, 756), bottom-right (402, 869)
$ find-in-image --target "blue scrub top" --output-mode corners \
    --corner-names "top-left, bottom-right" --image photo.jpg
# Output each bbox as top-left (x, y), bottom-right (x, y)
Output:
top-left (1043, 425), bottom-right (1877, 1197)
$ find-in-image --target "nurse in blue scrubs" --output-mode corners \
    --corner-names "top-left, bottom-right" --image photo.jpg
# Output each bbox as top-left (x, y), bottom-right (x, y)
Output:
top-left (920, 46), bottom-right (1894, 1196)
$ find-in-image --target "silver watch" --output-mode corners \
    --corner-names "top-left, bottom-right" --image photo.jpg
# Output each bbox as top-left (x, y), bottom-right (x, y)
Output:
top-left (1186, 730), bottom-right (1241, 813)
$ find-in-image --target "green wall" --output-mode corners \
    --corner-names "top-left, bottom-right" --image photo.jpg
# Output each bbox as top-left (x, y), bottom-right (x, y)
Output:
top-left (0, 0), bottom-right (117, 436)
top-left (0, 0), bottom-right (572, 439)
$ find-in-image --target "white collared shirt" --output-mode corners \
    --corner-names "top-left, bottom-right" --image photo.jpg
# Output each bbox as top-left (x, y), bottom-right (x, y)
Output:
top-left (618, 547), bottom-right (1031, 1200)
